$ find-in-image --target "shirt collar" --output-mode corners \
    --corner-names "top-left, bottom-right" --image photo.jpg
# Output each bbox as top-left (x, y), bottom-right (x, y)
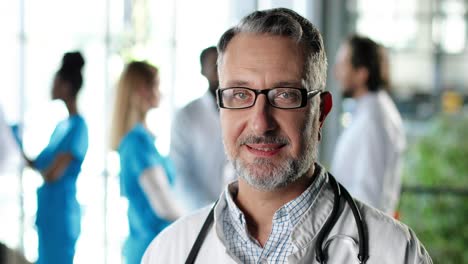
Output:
top-left (224, 182), bottom-right (250, 242)
top-left (278, 167), bottom-right (326, 227)
top-left (223, 165), bottom-right (327, 233)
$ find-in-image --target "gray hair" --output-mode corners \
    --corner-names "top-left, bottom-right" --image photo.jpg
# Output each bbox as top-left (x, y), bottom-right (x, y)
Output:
top-left (217, 8), bottom-right (327, 91)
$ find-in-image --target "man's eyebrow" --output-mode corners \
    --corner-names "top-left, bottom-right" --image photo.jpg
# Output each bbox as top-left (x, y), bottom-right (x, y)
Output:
top-left (273, 81), bottom-right (302, 87)
top-left (225, 80), bottom-right (250, 87)
top-left (223, 80), bottom-right (303, 88)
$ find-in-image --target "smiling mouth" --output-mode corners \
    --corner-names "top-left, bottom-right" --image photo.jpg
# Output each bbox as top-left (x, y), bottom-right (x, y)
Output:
top-left (245, 144), bottom-right (286, 157)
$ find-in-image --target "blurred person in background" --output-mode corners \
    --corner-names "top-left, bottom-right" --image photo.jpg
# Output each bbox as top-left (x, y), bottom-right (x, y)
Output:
top-left (170, 46), bottom-right (228, 211)
top-left (0, 105), bottom-right (21, 173)
top-left (110, 61), bottom-right (181, 264)
top-left (22, 51), bottom-right (88, 264)
top-left (332, 35), bottom-right (406, 215)
top-left (0, 106), bottom-right (26, 263)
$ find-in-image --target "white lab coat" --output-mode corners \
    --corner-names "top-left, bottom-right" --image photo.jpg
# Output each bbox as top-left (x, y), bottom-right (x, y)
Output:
top-left (170, 92), bottom-right (228, 212)
top-left (331, 90), bottom-right (406, 214)
top-left (142, 170), bottom-right (431, 264)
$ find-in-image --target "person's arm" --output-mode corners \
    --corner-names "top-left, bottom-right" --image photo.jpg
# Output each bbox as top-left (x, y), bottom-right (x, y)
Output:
top-left (139, 165), bottom-right (182, 221)
top-left (24, 149), bottom-right (73, 182)
top-left (31, 118), bottom-right (87, 183)
top-left (39, 153), bottom-right (74, 182)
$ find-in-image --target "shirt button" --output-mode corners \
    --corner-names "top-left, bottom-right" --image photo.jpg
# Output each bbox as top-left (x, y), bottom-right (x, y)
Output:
top-left (259, 259), bottom-right (268, 264)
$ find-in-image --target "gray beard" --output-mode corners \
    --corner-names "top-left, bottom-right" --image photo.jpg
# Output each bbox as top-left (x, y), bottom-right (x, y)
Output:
top-left (233, 150), bottom-right (313, 191)
top-left (230, 114), bottom-right (319, 191)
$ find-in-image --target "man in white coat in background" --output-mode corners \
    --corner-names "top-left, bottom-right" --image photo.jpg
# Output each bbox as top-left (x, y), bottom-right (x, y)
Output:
top-left (143, 8), bottom-right (431, 264)
top-left (332, 35), bottom-right (406, 215)
top-left (170, 46), bottom-right (228, 212)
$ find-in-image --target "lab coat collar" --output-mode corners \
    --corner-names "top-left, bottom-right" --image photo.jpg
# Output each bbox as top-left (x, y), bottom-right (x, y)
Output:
top-left (289, 167), bottom-right (334, 251)
top-left (213, 164), bottom-right (333, 256)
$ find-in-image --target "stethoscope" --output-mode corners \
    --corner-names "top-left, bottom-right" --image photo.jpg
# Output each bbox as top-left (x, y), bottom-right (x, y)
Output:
top-left (184, 173), bottom-right (369, 264)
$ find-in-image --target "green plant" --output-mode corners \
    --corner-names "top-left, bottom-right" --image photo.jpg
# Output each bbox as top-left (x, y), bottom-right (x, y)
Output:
top-left (399, 113), bottom-right (468, 264)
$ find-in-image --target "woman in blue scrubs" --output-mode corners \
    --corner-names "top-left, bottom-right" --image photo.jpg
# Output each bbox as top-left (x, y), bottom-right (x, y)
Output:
top-left (110, 61), bottom-right (181, 264)
top-left (23, 52), bottom-right (88, 264)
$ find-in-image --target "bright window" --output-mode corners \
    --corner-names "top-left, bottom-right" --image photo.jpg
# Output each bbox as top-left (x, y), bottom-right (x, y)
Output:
top-left (0, 0), bottom-right (231, 263)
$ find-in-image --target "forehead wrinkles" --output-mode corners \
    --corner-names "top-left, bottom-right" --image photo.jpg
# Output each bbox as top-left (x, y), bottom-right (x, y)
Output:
top-left (222, 54), bottom-right (302, 78)
top-left (219, 34), bottom-right (305, 86)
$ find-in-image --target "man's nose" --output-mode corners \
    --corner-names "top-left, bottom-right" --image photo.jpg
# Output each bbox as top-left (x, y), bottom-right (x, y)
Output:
top-left (250, 94), bottom-right (278, 134)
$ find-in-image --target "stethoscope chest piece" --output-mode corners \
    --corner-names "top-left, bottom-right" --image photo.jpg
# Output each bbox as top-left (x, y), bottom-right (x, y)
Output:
top-left (318, 234), bottom-right (362, 263)
top-left (315, 174), bottom-right (368, 264)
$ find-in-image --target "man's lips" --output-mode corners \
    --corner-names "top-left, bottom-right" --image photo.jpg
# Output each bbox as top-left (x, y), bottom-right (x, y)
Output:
top-left (245, 143), bottom-right (286, 157)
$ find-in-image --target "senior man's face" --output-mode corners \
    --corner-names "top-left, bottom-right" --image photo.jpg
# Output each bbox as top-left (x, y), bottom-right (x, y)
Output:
top-left (219, 33), bottom-right (321, 191)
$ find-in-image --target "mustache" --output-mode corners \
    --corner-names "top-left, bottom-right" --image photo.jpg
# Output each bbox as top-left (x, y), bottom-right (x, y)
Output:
top-left (238, 135), bottom-right (290, 146)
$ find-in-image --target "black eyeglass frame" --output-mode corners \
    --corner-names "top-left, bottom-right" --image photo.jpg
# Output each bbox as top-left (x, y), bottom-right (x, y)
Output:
top-left (216, 87), bottom-right (321, 109)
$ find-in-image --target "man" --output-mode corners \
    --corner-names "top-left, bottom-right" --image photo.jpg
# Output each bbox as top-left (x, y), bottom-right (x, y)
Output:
top-left (143, 8), bottom-right (431, 263)
top-left (170, 47), bottom-right (228, 211)
top-left (332, 35), bottom-right (406, 214)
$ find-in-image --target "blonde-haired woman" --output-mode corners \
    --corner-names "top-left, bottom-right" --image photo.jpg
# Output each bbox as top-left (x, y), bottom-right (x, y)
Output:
top-left (111, 61), bottom-right (180, 264)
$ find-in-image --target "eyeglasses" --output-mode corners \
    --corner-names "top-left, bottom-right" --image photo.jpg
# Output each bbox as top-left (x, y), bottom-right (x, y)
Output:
top-left (217, 87), bottom-right (321, 109)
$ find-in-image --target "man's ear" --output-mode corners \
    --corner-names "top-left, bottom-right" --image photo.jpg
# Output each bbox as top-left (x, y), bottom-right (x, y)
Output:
top-left (319, 91), bottom-right (333, 128)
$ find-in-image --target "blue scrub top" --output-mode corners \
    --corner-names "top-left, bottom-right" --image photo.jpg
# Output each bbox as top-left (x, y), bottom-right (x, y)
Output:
top-left (118, 123), bottom-right (175, 264)
top-left (33, 114), bottom-right (88, 264)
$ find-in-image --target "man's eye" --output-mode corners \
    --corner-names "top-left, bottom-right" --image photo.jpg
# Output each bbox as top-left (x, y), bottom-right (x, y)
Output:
top-left (277, 91), bottom-right (299, 100)
top-left (233, 91), bottom-right (250, 100)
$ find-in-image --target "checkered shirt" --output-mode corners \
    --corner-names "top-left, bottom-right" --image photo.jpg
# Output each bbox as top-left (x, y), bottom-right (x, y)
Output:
top-left (220, 171), bottom-right (326, 263)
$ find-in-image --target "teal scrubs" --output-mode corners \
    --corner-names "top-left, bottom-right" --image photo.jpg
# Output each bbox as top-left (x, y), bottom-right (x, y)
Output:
top-left (118, 123), bottom-right (175, 264)
top-left (33, 115), bottom-right (88, 264)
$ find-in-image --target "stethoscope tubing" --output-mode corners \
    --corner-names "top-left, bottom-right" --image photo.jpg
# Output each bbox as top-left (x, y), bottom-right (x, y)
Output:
top-left (316, 174), bottom-right (368, 264)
